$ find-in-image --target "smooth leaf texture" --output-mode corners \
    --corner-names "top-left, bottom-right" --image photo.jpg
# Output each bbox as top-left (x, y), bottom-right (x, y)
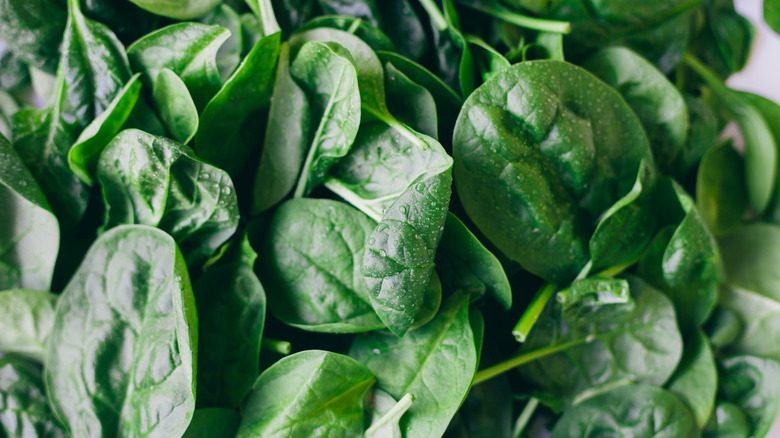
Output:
top-left (696, 141), bottom-right (747, 236)
top-left (297, 15), bottom-right (396, 54)
top-left (0, 355), bottom-right (66, 437)
top-left (0, 289), bottom-right (57, 363)
top-left (153, 68), bottom-right (199, 144)
top-left (551, 384), bottom-right (697, 437)
top-left (384, 61), bottom-right (438, 139)
top-left (766, 0), bottom-right (780, 36)
top-left (202, 4), bottom-right (243, 80)
top-left (453, 60), bottom-right (653, 284)
top-left (703, 402), bottom-right (751, 438)
top-left (519, 277), bottom-right (683, 403)
top-left (236, 350), bottom-right (375, 437)
top-left (46, 225), bottom-right (197, 437)
top-left (666, 330), bottom-right (718, 428)
top-left (195, 32), bottom-right (281, 177)
top-left (97, 129), bottom-right (239, 267)
top-left (183, 408), bottom-right (241, 438)
top-left (129, 0), bottom-right (222, 20)
top-left (350, 292), bottom-right (478, 438)
top-left (0, 135), bottom-right (59, 291)
top-left (128, 23), bottom-right (230, 110)
top-left (718, 355), bottom-right (780, 437)
top-left (261, 198), bottom-right (384, 332)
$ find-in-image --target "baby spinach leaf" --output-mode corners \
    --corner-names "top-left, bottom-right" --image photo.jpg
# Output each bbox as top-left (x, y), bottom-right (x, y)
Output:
top-left (46, 225), bottom-right (197, 437)
top-left (466, 35), bottom-right (511, 84)
top-left (195, 32), bottom-right (281, 178)
top-left (436, 213), bottom-right (511, 309)
top-left (718, 223), bottom-right (780, 360)
top-left (350, 292), bottom-right (478, 438)
top-left (366, 388), bottom-right (403, 438)
top-left (690, 0), bottom-right (754, 80)
top-left (551, 384), bottom-right (696, 437)
top-left (678, 95), bottom-right (719, 177)
top-left (260, 198), bottom-right (384, 332)
top-left (696, 141), bottom-right (747, 236)
top-left (453, 60), bottom-right (653, 284)
top-left (129, 0), bottom-right (221, 20)
top-left (583, 47), bottom-right (688, 174)
top-left (375, 0), bottom-right (427, 61)
top-left (557, 277), bottom-right (631, 322)
top-left (317, 0), bottom-right (381, 24)
top-left (703, 402), bottom-right (751, 438)
top-left (236, 350), bottom-right (375, 437)
top-left (183, 408), bottom-right (241, 438)
top-left (297, 15), bottom-right (396, 54)
top-left (252, 43), bottom-right (309, 214)
top-left (0, 135), bottom-right (59, 291)
top-left (195, 250), bottom-right (266, 409)
top-left (0, 355), bottom-right (66, 437)
top-left (202, 4), bottom-right (244, 80)
top-left (128, 23), bottom-right (230, 111)
top-left (384, 62), bottom-right (438, 139)
top-left (519, 277), bottom-right (683, 403)
top-left (738, 91), bottom-right (780, 222)
top-left (666, 330), bottom-right (718, 429)
top-left (288, 40), bottom-right (360, 197)
top-left (767, 0), bottom-right (780, 36)
top-left (0, 40), bottom-right (29, 90)
top-left (718, 355), bottom-right (780, 438)
top-left (153, 68), bottom-right (199, 144)
top-left (0, 0), bottom-right (66, 74)
top-left (97, 129), bottom-right (239, 267)
top-left (0, 289), bottom-right (57, 363)
top-left (68, 73), bottom-right (143, 185)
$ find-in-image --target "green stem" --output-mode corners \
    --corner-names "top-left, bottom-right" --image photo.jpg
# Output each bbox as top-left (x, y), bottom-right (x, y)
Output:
top-left (417, 0), bottom-right (449, 30)
top-left (512, 283), bottom-right (555, 342)
top-left (346, 18), bottom-right (363, 34)
top-left (472, 338), bottom-right (586, 385)
top-left (262, 338), bottom-right (291, 355)
top-left (461, 3), bottom-right (570, 34)
top-left (512, 398), bottom-right (539, 438)
top-left (595, 259), bottom-right (636, 279)
top-left (365, 393), bottom-right (415, 436)
top-left (252, 0), bottom-right (281, 37)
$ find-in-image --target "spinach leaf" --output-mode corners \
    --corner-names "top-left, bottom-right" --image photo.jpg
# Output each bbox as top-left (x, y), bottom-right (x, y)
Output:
top-left (551, 384), bottom-right (697, 437)
top-left (767, 0), bottom-right (780, 36)
top-left (384, 61), bottom-right (438, 139)
top-left (68, 73), bottom-right (143, 185)
top-left (195, 238), bottom-right (266, 409)
top-left (0, 289), bottom-right (57, 363)
top-left (183, 408), bottom-right (241, 438)
top-left (444, 373), bottom-right (513, 438)
top-left (453, 60), bottom-right (653, 284)
top-left (252, 43), bottom-right (309, 214)
top-left (350, 292), bottom-right (478, 438)
top-left (583, 47), bottom-right (688, 174)
top-left (0, 134), bottom-right (59, 291)
top-left (718, 223), bottom-right (780, 360)
top-left (436, 213), bottom-right (511, 309)
top-left (366, 389), bottom-right (404, 438)
top-left (678, 95), bottom-right (719, 178)
top-left (97, 129), bottom-right (239, 267)
top-left (260, 198), bottom-right (384, 332)
top-left (666, 330), bottom-right (717, 429)
top-left (690, 0), bottom-right (754, 80)
top-left (317, 0), bottom-right (380, 24)
top-left (738, 91), bottom-right (780, 222)
top-left (202, 4), bottom-right (244, 80)
top-left (45, 225), bottom-right (197, 437)
top-left (236, 350), bottom-right (375, 437)
top-left (128, 23), bottom-right (230, 111)
top-left (0, 0), bottom-right (66, 73)
top-left (153, 68), bottom-right (199, 144)
top-left (0, 88), bottom-right (18, 139)
top-left (518, 276), bottom-right (683, 404)
top-left (195, 32), bottom-right (281, 178)
top-left (129, 0), bottom-right (222, 20)
top-left (696, 141), bottom-right (747, 236)
top-left (703, 402), bottom-right (751, 438)
top-left (466, 35), bottom-right (511, 84)
top-left (0, 40), bottom-right (30, 90)
top-left (12, 0), bottom-right (131, 228)
top-left (0, 355), bottom-right (66, 437)
top-left (375, 0), bottom-right (427, 61)
top-left (718, 355), bottom-right (780, 437)
top-left (297, 15), bottom-right (396, 54)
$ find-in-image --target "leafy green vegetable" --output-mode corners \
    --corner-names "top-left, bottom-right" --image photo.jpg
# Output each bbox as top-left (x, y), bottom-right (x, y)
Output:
top-left (153, 68), bottom-right (199, 144)
top-left (696, 141), bottom-right (747, 236)
top-left (0, 289), bottom-right (57, 362)
top-left (183, 408), bottom-right (241, 438)
top-left (0, 0), bottom-right (66, 73)
top-left (718, 355), bottom-right (780, 437)
top-left (703, 402), bottom-right (752, 438)
top-left (46, 225), bottom-right (197, 437)
top-left (0, 355), bottom-right (66, 437)
top-left (666, 330), bottom-right (717, 428)
top-left (129, 0), bottom-right (222, 20)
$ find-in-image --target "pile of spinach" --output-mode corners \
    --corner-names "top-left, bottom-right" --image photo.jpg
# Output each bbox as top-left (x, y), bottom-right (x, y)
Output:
top-left (2, 0), bottom-right (780, 436)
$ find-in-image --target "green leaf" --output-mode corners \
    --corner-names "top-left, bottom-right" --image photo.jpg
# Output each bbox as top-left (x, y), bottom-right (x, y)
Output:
top-left (366, 389), bottom-right (403, 438)
top-left (350, 292), bottom-right (478, 438)
top-left (236, 350), bottom-right (375, 437)
top-left (0, 289), bottom-right (57, 363)
top-left (195, 31), bottom-right (281, 178)
top-left (260, 198), bottom-right (384, 332)
top-left (0, 40), bottom-right (30, 90)
top-left (466, 35), bottom-right (511, 84)
top-left (0, 88), bottom-right (19, 139)
top-left (129, 0), bottom-right (222, 20)
top-left (384, 61), bottom-right (438, 139)
top-left (46, 225), bottom-right (197, 437)
top-left (738, 91), bottom-right (780, 222)
top-left (128, 22), bottom-right (230, 111)
top-left (68, 73), bottom-right (143, 185)
top-left (453, 60), bottom-right (653, 284)
top-left (97, 129), bottom-right (239, 267)
top-left (551, 384), bottom-right (696, 437)
top-left (153, 68), bottom-right (199, 144)
top-left (202, 4), bottom-right (244, 80)
top-left (183, 408), bottom-right (241, 438)
top-left (718, 355), bottom-right (780, 437)
top-left (666, 330), bottom-right (717, 429)
top-left (518, 277), bottom-right (683, 404)
top-left (583, 47), bottom-right (688, 174)
top-left (436, 213), bottom-right (511, 309)
top-left (297, 15), bottom-right (397, 54)
top-left (0, 355), bottom-right (66, 437)
top-left (703, 402), bottom-right (751, 438)
top-left (766, 0), bottom-right (780, 36)
top-left (696, 141), bottom-right (747, 236)
top-left (0, 135), bottom-right (59, 291)
top-left (0, 0), bottom-right (66, 73)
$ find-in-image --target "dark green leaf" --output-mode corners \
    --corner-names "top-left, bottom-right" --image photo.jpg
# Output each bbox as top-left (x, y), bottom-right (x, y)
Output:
top-left (153, 68), bottom-right (199, 144)
top-left (666, 330), bottom-right (717, 429)
top-left (0, 355), bottom-right (66, 437)
top-left (203, 4), bottom-right (244, 80)
top-left (46, 225), bottom-right (197, 436)
top-left (703, 402), bottom-right (751, 438)
top-left (696, 141), bottom-right (747, 236)
top-left (183, 408), bottom-right (241, 438)
top-left (297, 15), bottom-right (397, 54)
top-left (0, 40), bottom-right (30, 90)
top-left (718, 355), bottom-right (780, 437)
top-left (384, 61), bottom-right (438, 139)
top-left (129, 0), bottom-right (222, 20)
top-left (0, 289), bottom-right (57, 362)
top-left (0, 0), bottom-right (66, 73)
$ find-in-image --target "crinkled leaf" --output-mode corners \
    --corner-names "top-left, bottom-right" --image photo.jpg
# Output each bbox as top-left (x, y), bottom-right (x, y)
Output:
top-left (0, 289), bottom-right (57, 363)
top-left (0, 355), bottom-right (66, 437)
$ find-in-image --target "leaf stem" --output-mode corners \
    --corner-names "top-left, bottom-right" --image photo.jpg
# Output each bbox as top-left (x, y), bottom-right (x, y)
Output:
top-left (417, 0), bottom-right (449, 30)
top-left (250, 0), bottom-right (281, 37)
top-left (460, 3), bottom-right (570, 34)
top-left (512, 283), bottom-right (555, 342)
top-left (512, 398), bottom-right (539, 438)
top-left (262, 338), bottom-right (291, 355)
top-left (365, 393), bottom-right (415, 436)
top-left (472, 338), bottom-right (586, 385)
